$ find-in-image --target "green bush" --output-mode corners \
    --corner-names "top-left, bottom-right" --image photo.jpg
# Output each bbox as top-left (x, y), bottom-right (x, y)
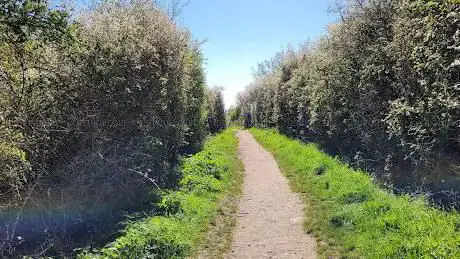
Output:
top-left (0, 0), bottom-right (213, 256)
top-left (206, 87), bottom-right (227, 134)
top-left (237, 0), bottom-right (460, 187)
top-left (79, 129), bottom-right (241, 258)
top-left (250, 128), bottom-right (460, 258)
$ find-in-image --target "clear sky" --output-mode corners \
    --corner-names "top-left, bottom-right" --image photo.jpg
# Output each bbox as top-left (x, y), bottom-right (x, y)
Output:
top-left (178, 0), bottom-right (335, 108)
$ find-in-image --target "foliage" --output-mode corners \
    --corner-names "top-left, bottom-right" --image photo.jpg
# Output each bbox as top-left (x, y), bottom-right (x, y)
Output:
top-left (250, 128), bottom-right (460, 258)
top-left (386, 0), bottom-right (460, 163)
top-left (207, 87), bottom-right (227, 134)
top-left (182, 44), bottom-right (208, 154)
top-left (0, 0), bottom-right (74, 202)
top-left (0, 0), bottom-right (214, 256)
top-left (238, 0), bottom-right (460, 188)
top-left (226, 105), bottom-right (242, 127)
top-left (79, 129), bottom-right (242, 259)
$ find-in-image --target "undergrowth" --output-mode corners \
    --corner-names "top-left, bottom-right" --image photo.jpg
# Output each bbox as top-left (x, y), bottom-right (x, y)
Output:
top-left (250, 128), bottom-right (460, 258)
top-left (79, 129), bottom-right (242, 258)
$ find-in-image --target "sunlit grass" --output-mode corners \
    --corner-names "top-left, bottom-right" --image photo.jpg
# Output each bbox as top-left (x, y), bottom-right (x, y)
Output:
top-left (79, 128), bottom-right (243, 258)
top-left (250, 128), bottom-right (460, 258)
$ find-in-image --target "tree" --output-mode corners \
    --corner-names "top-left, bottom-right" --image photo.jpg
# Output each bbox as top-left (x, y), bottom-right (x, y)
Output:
top-left (207, 87), bottom-right (226, 133)
top-left (0, 0), bottom-right (74, 202)
top-left (182, 43), bottom-right (207, 154)
top-left (227, 105), bottom-right (242, 127)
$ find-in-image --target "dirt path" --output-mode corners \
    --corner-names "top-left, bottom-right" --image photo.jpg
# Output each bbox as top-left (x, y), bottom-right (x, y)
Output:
top-left (227, 131), bottom-right (316, 259)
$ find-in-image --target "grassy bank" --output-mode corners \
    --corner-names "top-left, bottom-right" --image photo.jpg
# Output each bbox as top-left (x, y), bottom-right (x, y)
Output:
top-left (249, 128), bottom-right (460, 258)
top-left (80, 129), bottom-right (243, 258)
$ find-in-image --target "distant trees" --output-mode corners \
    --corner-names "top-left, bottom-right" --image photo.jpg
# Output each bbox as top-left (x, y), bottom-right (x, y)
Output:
top-left (238, 0), bottom-right (460, 185)
top-left (182, 44), bottom-right (208, 154)
top-left (207, 87), bottom-right (227, 134)
top-left (227, 105), bottom-right (242, 127)
top-left (0, 0), bottom-right (221, 256)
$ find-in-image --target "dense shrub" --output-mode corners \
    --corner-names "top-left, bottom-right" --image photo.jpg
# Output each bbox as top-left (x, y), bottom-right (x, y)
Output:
top-left (227, 105), bottom-right (242, 127)
top-left (386, 0), bottom-right (460, 163)
top-left (0, 0), bottom-right (75, 203)
top-left (238, 0), bottom-right (460, 192)
top-left (182, 45), bottom-right (208, 154)
top-left (206, 87), bottom-right (227, 134)
top-left (0, 0), bottom-right (212, 256)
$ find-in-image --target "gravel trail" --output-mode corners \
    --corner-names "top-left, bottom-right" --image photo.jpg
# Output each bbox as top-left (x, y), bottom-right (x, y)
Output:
top-left (227, 131), bottom-right (316, 259)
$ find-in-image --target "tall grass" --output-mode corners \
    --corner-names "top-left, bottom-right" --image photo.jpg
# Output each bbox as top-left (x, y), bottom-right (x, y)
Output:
top-left (250, 128), bottom-right (460, 258)
top-left (79, 129), bottom-right (243, 258)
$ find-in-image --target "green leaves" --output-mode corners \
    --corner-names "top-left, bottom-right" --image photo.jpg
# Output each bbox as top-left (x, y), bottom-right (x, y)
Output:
top-left (0, 0), bottom-right (210, 256)
top-left (207, 87), bottom-right (226, 134)
top-left (0, 0), bottom-right (70, 44)
top-left (239, 0), bottom-right (460, 179)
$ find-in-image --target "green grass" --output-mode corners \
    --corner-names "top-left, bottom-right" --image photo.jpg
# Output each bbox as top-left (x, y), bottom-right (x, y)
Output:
top-left (79, 129), bottom-right (243, 259)
top-left (249, 128), bottom-right (460, 258)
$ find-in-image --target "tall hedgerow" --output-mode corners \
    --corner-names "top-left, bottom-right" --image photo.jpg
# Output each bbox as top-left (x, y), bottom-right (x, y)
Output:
top-left (238, 0), bottom-right (460, 194)
top-left (207, 87), bottom-right (227, 134)
top-left (0, 0), bottom-right (211, 256)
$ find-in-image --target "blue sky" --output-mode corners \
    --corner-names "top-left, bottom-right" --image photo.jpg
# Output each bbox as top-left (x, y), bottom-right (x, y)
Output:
top-left (178, 0), bottom-right (335, 108)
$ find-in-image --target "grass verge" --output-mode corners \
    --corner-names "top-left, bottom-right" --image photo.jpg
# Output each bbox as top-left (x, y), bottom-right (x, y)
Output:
top-left (79, 129), bottom-right (243, 258)
top-left (249, 128), bottom-right (460, 258)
